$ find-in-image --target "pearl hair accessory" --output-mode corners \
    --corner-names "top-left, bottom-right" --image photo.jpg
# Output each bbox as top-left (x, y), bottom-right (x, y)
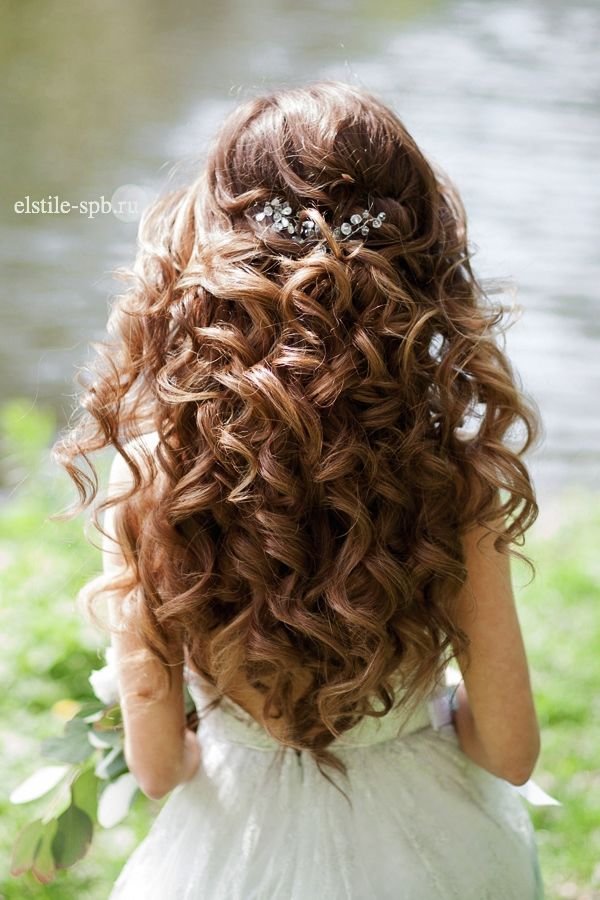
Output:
top-left (253, 197), bottom-right (386, 245)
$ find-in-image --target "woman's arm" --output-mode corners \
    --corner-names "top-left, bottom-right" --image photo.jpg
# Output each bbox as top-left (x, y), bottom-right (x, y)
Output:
top-left (101, 444), bottom-right (201, 800)
top-left (449, 518), bottom-right (541, 786)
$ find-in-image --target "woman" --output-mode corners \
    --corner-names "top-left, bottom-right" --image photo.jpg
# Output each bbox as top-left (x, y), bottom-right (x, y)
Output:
top-left (55, 80), bottom-right (545, 897)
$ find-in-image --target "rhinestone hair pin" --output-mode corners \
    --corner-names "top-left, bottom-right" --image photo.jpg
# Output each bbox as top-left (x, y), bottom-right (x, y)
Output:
top-left (253, 197), bottom-right (386, 245)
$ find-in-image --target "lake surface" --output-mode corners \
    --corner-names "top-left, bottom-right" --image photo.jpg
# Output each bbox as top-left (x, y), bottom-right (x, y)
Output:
top-left (1, 0), bottom-right (598, 500)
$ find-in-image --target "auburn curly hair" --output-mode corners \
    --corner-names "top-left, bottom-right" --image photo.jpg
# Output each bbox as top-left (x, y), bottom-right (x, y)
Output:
top-left (52, 80), bottom-right (540, 789)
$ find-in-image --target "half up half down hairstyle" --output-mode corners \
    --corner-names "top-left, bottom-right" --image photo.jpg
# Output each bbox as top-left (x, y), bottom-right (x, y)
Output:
top-left (53, 80), bottom-right (540, 791)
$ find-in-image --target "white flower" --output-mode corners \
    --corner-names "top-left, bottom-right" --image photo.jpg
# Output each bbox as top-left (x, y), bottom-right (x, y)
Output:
top-left (89, 646), bottom-right (121, 706)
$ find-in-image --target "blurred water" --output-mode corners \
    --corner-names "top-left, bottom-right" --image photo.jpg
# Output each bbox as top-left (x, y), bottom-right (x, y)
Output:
top-left (1, 0), bottom-right (598, 498)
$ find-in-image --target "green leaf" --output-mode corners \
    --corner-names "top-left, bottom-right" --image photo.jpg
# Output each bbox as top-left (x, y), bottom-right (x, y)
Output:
top-left (89, 724), bottom-right (123, 749)
top-left (32, 819), bottom-right (58, 884)
top-left (11, 820), bottom-right (44, 876)
top-left (10, 765), bottom-right (70, 804)
top-left (41, 717), bottom-right (93, 764)
top-left (93, 704), bottom-right (123, 730)
top-left (74, 700), bottom-right (106, 722)
top-left (95, 746), bottom-right (128, 780)
top-left (88, 728), bottom-right (124, 750)
top-left (51, 805), bottom-right (94, 869)
top-left (71, 767), bottom-right (98, 821)
top-left (41, 767), bottom-right (76, 823)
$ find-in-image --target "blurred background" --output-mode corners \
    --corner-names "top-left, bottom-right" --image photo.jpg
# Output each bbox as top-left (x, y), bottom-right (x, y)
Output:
top-left (0, 0), bottom-right (598, 897)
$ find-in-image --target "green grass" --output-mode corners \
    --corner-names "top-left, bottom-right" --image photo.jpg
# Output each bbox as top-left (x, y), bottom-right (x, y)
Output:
top-left (1, 400), bottom-right (598, 899)
top-left (514, 493), bottom-right (600, 898)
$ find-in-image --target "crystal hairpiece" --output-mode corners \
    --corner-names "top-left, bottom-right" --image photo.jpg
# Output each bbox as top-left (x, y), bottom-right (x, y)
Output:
top-left (253, 197), bottom-right (386, 244)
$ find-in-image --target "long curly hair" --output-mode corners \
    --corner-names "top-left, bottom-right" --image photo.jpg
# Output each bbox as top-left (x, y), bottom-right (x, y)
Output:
top-left (52, 80), bottom-right (541, 789)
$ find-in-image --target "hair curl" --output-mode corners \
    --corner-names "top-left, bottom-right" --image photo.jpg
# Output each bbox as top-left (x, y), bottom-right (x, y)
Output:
top-left (52, 80), bottom-right (541, 794)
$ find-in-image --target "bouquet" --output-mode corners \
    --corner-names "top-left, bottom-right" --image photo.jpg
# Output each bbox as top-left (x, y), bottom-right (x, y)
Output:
top-left (9, 647), bottom-right (197, 884)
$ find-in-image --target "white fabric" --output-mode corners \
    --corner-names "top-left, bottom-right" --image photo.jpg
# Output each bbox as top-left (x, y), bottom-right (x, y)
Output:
top-left (109, 667), bottom-right (545, 899)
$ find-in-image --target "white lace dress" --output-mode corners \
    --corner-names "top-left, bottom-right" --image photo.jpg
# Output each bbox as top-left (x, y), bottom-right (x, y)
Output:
top-left (108, 666), bottom-right (547, 899)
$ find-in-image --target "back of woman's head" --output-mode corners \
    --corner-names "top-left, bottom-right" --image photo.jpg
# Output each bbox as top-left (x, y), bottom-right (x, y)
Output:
top-left (54, 80), bottom-right (540, 786)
